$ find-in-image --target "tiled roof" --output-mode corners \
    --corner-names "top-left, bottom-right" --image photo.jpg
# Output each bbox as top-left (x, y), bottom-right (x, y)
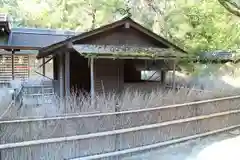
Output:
top-left (8, 27), bottom-right (77, 48)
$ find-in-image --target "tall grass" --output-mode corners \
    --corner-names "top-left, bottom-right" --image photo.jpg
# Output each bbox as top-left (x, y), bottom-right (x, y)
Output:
top-left (1, 85), bottom-right (240, 119)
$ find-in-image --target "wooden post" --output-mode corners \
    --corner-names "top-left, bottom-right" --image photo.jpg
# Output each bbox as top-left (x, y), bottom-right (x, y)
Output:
top-left (42, 58), bottom-right (46, 76)
top-left (172, 60), bottom-right (176, 104)
top-left (172, 60), bottom-right (176, 90)
top-left (11, 50), bottom-right (14, 80)
top-left (65, 52), bottom-right (70, 96)
top-left (160, 70), bottom-right (166, 84)
top-left (59, 53), bottom-right (65, 99)
top-left (90, 57), bottom-right (95, 100)
top-left (53, 56), bottom-right (58, 95)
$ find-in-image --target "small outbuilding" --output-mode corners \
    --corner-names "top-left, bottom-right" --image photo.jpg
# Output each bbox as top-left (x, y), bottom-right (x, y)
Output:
top-left (37, 16), bottom-right (189, 97)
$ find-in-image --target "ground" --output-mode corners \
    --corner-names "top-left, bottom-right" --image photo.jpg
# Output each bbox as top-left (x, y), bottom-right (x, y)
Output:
top-left (122, 129), bottom-right (240, 160)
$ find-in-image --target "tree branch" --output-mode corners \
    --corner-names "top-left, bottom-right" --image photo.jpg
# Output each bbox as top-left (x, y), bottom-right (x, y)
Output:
top-left (218, 0), bottom-right (240, 17)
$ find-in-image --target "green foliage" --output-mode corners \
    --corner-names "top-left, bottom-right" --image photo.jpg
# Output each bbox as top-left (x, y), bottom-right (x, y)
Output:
top-left (0, 0), bottom-right (125, 30)
top-left (1, 0), bottom-right (239, 53)
top-left (164, 0), bottom-right (240, 54)
top-left (1, 0), bottom-right (240, 74)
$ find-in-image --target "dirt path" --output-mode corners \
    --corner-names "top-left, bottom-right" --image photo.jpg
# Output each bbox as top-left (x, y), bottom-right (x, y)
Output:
top-left (122, 129), bottom-right (240, 160)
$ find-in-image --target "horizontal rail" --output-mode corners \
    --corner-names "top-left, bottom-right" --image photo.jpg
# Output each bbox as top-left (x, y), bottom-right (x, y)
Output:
top-left (33, 71), bottom-right (53, 80)
top-left (71, 124), bottom-right (240, 160)
top-left (1, 94), bottom-right (240, 124)
top-left (15, 111), bottom-right (101, 120)
top-left (0, 108), bottom-right (239, 150)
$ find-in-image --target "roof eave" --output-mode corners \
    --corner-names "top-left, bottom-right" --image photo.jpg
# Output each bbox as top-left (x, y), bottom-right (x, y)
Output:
top-left (0, 45), bottom-right (40, 51)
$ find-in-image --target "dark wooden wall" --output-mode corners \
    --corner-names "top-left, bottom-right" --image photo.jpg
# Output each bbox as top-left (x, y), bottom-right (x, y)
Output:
top-left (124, 60), bottom-right (141, 82)
top-left (94, 59), bottom-right (124, 94)
top-left (74, 26), bottom-right (168, 47)
top-left (70, 51), bottom-right (90, 93)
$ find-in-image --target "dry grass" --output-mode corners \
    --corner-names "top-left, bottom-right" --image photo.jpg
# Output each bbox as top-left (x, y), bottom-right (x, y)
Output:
top-left (1, 84), bottom-right (240, 119)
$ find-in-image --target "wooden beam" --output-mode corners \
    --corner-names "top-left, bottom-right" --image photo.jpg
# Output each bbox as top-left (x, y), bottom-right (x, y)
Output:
top-left (38, 56), bottom-right (53, 69)
top-left (73, 44), bottom-right (186, 56)
top-left (85, 56), bottom-right (186, 60)
top-left (0, 45), bottom-right (40, 50)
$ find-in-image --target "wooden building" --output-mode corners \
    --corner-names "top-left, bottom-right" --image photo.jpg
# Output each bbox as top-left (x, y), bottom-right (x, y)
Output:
top-left (0, 13), bottom-right (76, 85)
top-left (37, 17), bottom-right (189, 97)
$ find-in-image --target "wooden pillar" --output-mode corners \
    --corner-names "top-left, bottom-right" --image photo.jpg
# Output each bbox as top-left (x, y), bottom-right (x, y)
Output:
top-left (160, 70), bottom-right (166, 84)
top-left (11, 50), bottom-right (15, 80)
top-left (59, 53), bottom-right (65, 99)
top-left (172, 60), bottom-right (176, 89)
top-left (90, 57), bottom-right (95, 99)
top-left (65, 52), bottom-right (70, 96)
top-left (172, 60), bottom-right (176, 104)
top-left (53, 56), bottom-right (58, 80)
top-left (117, 61), bottom-right (120, 93)
top-left (42, 58), bottom-right (46, 76)
top-left (53, 56), bottom-right (58, 95)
